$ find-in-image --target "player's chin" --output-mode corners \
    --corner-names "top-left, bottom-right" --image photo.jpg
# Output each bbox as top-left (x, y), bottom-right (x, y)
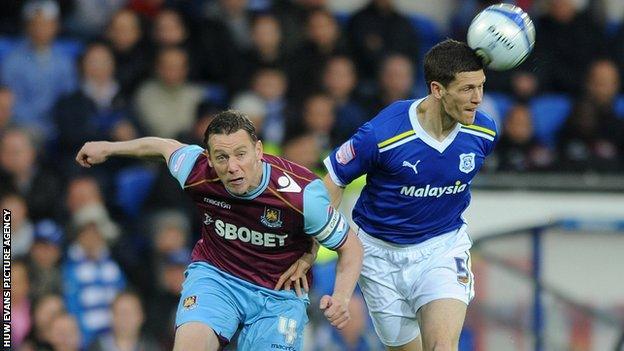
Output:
top-left (461, 110), bottom-right (476, 124)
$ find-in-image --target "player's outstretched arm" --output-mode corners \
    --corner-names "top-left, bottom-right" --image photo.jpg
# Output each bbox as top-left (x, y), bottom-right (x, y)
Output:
top-left (76, 137), bottom-right (185, 168)
top-left (323, 174), bottom-right (345, 209)
top-left (320, 229), bottom-right (363, 330)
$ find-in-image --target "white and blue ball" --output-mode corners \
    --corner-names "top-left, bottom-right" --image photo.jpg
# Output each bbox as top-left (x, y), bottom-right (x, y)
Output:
top-left (467, 3), bottom-right (536, 71)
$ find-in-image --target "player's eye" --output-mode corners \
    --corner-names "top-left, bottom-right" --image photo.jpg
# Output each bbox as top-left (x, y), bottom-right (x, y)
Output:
top-left (216, 155), bottom-right (227, 162)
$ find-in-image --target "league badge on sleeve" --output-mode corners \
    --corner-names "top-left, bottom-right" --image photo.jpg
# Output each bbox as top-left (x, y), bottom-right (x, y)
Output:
top-left (335, 139), bottom-right (355, 165)
top-left (459, 153), bottom-right (476, 174)
top-left (183, 295), bottom-right (197, 310)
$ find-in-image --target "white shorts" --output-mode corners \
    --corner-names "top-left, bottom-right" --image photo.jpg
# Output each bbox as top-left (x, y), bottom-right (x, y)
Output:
top-left (357, 225), bottom-right (475, 347)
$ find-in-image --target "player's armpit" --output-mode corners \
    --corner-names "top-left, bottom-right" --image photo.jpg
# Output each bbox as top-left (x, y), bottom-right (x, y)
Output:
top-left (323, 174), bottom-right (345, 208)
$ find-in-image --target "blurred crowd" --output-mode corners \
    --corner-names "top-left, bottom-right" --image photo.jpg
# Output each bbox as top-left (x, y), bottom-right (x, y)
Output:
top-left (2, 0), bottom-right (624, 350)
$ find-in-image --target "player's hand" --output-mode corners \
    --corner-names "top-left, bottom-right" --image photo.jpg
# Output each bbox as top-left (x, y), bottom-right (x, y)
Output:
top-left (76, 141), bottom-right (110, 168)
top-left (319, 294), bottom-right (350, 330)
top-left (274, 252), bottom-right (314, 297)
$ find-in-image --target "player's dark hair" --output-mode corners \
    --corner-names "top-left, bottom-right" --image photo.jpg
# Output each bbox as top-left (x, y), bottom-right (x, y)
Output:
top-left (204, 109), bottom-right (258, 150)
top-left (424, 39), bottom-right (484, 93)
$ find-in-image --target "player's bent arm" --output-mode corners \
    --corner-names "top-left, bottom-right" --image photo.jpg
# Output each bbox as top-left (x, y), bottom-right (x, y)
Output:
top-left (320, 229), bottom-right (362, 330)
top-left (76, 137), bottom-right (185, 167)
top-left (323, 174), bottom-right (346, 209)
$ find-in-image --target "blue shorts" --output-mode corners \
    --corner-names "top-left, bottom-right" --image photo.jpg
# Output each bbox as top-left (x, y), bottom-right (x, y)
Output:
top-left (176, 262), bottom-right (310, 350)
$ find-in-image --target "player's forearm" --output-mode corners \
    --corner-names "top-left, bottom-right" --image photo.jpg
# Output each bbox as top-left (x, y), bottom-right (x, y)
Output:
top-left (104, 137), bottom-right (181, 160)
top-left (332, 232), bottom-right (363, 301)
top-left (323, 174), bottom-right (345, 208)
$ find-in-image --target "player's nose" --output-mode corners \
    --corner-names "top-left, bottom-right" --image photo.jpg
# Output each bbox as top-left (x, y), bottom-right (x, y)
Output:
top-left (227, 158), bottom-right (241, 173)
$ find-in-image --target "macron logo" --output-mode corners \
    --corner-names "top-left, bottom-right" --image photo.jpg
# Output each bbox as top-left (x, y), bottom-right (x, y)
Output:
top-left (277, 173), bottom-right (302, 193)
top-left (402, 160), bottom-right (421, 175)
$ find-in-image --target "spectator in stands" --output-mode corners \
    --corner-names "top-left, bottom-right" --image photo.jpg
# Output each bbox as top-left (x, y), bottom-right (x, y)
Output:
top-left (289, 9), bottom-right (350, 99)
top-left (346, 0), bottom-right (419, 84)
top-left (151, 7), bottom-right (199, 81)
top-left (147, 250), bottom-right (190, 350)
top-left (11, 260), bottom-right (32, 349)
top-left (0, 193), bottom-right (34, 258)
top-left (193, 3), bottom-right (243, 93)
top-left (530, 0), bottom-right (608, 94)
top-left (236, 14), bottom-right (289, 91)
top-left (0, 86), bottom-right (15, 131)
top-left (557, 59), bottom-right (624, 172)
top-left (150, 211), bottom-right (191, 278)
top-left (0, 0), bottom-right (77, 141)
top-left (366, 53), bottom-right (415, 116)
top-left (272, 0), bottom-right (329, 57)
top-left (66, 0), bottom-right (126, 39)
top-left (321, 56), bottom-right (368, 144)
top-left (65, 176), bottom-right (120, 242)
top-left (287, 92), bottom-right (336, 153)
top-left (204, 0), bottom-right (254, 53)
top-left (27, 293), bottom-right (66, 350)
top-left (48, 313), bottom-right (82, 351)
top-left (62, 221), bottom-right (126, 347)
top-left (0, 127), bottom-right (64, 221)
top-left (105, 9), bottom-right (151, 98)
top-left (54, 42), bottom-right (140, 175)
top-left (135, 47), bottom-right (204, 138)
top-left (27, 219), bottom-right (64, 301)
top-left (89, 291), bottom-right (162, 351)
top-left (491, 104), bottom-right (553, 172)
top-left (250, 68), bottom-right (290, 146)
top-left (282, 132), bottom-right (323, 173)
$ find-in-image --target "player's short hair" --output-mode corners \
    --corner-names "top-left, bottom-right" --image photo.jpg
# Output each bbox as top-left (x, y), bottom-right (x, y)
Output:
top-left (204, 109), bottom-right (258, 150)
top-left (424, 39), bottom-right (484, 92)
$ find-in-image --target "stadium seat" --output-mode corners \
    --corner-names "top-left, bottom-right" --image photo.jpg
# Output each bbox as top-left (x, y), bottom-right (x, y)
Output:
top-left (55, 39), bottom-right (85, 60)
top-left (333, 11), bottom-right (350, 27)
top-left (0, 37), bottom-right (18, 64)
top-left (486, 92), bottom-right (514, 120)
top-left (115, 166), bottom-right (157, 218)
top-left (529, 94), bottom-right (572, 147)
top-left (615, 95), bottom-right (624, 119)
top-left (203, 83), bottom-right (228, 106)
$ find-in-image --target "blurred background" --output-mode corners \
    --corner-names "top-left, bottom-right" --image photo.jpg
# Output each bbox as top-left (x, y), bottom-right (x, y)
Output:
top-left (1, 0), bottom-right (623, 350)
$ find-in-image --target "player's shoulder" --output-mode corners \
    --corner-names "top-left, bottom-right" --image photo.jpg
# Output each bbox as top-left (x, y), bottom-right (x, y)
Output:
top-left (459, 111), bottom-right (498, 141)
top-left (370, 99), bottom-right (420, 147)
top-left (264, 154), bottom-right (318, 186)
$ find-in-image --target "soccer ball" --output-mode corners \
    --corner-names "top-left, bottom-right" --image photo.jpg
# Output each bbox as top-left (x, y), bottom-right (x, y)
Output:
top-left (467, 3), bottom-right (535, 71)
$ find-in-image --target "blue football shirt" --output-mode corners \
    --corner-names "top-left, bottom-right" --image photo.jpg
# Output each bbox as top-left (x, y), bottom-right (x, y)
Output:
top-left (324, 98), bottom-right (498, 244)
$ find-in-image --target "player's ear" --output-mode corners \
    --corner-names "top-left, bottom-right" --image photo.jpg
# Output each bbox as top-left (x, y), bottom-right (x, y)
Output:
top-left (255, 140), bottom-right (263, 160)
top-left (431, 81), bottom-right (445, 99)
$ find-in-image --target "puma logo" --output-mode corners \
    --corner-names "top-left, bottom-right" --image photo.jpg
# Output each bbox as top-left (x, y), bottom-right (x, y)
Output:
top-left (402, 160), bottom-right (421, 175)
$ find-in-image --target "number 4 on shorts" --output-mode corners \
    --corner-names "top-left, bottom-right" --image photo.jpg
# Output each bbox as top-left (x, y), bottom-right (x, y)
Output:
top-left (278, 316), bottom-right (298, 345)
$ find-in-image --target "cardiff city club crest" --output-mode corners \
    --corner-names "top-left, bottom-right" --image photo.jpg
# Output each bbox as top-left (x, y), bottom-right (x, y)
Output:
top-left (261, 207), bottom-right (283, 228)
top-left (458, 153), bottom-right (476, 174)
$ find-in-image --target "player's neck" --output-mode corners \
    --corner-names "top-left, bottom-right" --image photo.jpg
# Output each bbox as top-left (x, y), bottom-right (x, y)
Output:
top-left (419, 96), bottom-right (458, 141)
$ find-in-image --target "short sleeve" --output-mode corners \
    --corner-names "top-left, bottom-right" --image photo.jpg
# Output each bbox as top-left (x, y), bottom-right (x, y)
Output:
top-left (302, 179), bottom-right (350, 250)
top-left (167, 145), bottom-right (204, 187)
top-left (323, 122), bottom-right (378, 187)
